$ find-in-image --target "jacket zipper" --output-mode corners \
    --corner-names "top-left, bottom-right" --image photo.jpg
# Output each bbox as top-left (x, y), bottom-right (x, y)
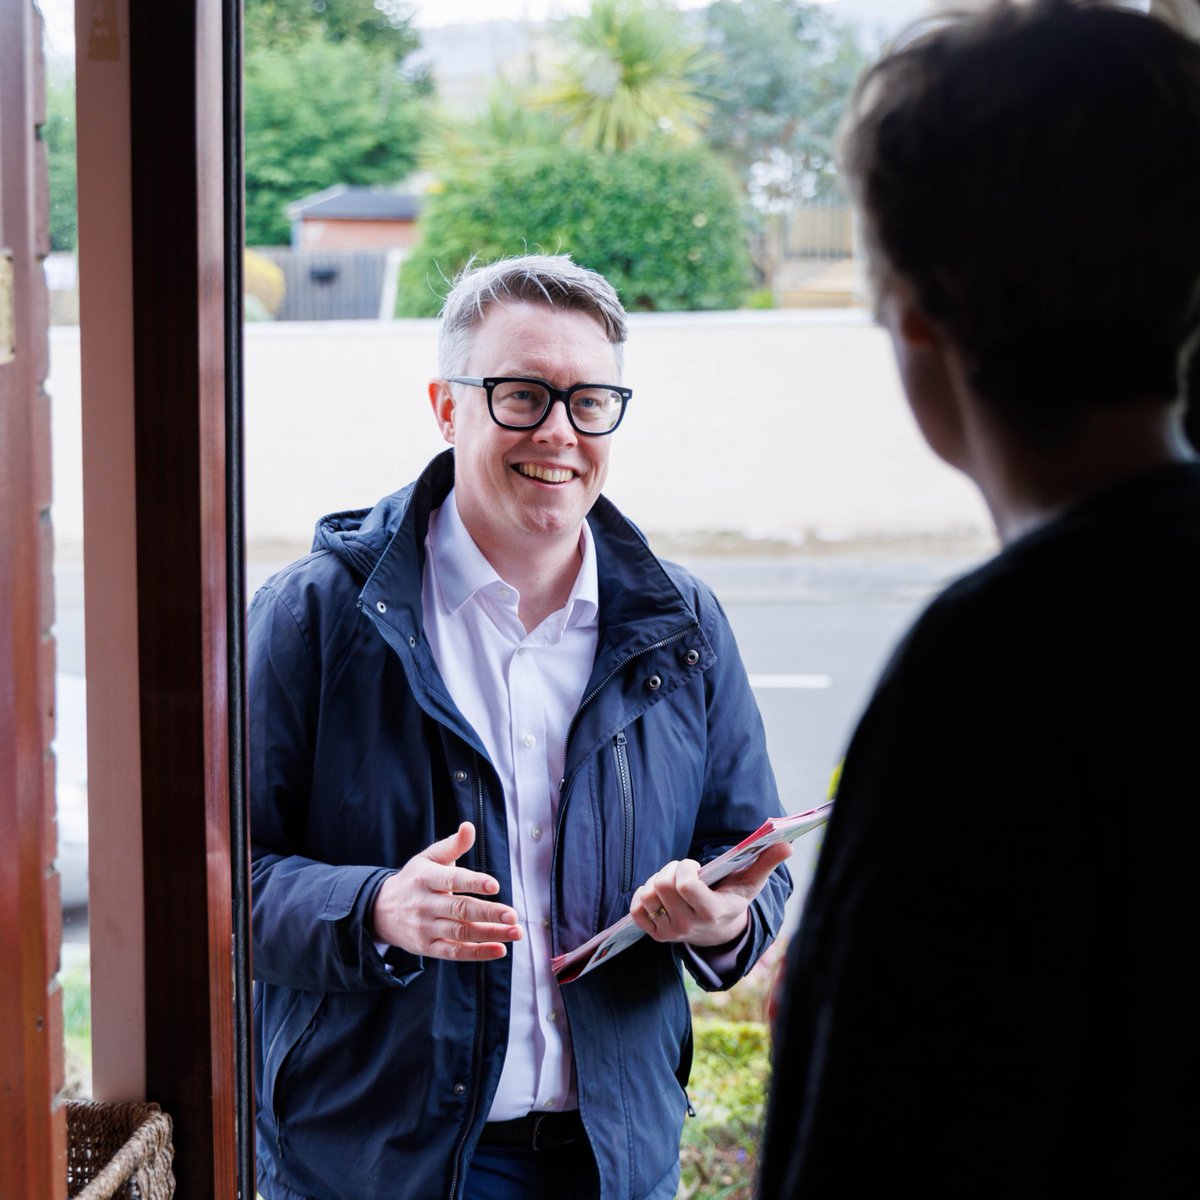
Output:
top-left (448, 755), bottom-right (489, 1200)
top-left (556, 621), bottom-right (699, 905)
top-left (613, 731), bottom-right (634, 893)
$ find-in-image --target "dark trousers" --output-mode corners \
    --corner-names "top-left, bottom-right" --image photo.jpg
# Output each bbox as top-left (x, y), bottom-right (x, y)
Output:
top-left (464, 1141), bottom-right (599, 1200)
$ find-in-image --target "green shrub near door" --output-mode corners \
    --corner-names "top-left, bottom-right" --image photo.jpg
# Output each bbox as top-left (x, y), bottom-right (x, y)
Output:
top-left (397, 143), bottom-right (752, 317)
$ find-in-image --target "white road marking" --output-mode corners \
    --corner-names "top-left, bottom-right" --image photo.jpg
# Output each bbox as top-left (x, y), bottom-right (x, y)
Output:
top-left (748, 673), bottom-right (833, 690)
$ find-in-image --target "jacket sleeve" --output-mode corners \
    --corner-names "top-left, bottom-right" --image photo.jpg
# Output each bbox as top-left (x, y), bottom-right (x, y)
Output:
top-left (248, 579), bottom-right (422, 993)
top-left (685, 585), bottom-right (792, 990)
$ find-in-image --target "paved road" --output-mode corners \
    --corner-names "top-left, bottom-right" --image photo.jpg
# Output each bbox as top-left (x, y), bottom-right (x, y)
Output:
top-left (673, 550), bottom-right (986, 927)
top-left (54, 544), bottom-right (989, 944)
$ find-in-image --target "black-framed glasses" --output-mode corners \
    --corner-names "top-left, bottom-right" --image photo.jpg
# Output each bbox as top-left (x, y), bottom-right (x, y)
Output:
top-left (446, 376), bottom-right (632, 436)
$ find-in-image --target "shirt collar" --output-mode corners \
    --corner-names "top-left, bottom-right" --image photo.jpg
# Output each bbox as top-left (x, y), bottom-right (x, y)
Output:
top-left (428, 487), bottom-right (599, 627)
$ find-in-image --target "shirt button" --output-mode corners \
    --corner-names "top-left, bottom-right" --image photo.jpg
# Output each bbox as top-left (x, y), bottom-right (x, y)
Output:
top-left (541, 916), bottom-right (551, 929)
top-left (516, 647), bottom-right (526, 656)
top-left (530, 824), bottom-right (543, 842)
top-left (497, 587), bottom-right (512, 600)
top-left (547, 1009), bottom-right (558, 1023)
top-left (522, 733), bottom-right (536, 749)
top-left (544, 1099), bottom-right (556, 1109)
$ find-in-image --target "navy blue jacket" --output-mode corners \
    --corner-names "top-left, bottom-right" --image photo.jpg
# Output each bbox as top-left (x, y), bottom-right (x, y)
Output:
top-left (250, 450), bottom-right (790, 1200)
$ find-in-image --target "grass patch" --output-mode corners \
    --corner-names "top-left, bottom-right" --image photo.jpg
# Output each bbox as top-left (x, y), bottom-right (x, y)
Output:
top-left (61, 963), bottom-right (92, 1098)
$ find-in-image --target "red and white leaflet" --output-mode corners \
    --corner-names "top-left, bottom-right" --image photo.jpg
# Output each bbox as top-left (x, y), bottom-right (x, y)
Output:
top-left (551, 801), bottom-right (833, 985)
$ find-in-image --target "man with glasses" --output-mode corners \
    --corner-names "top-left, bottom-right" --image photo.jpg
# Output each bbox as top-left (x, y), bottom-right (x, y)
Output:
top-left (249, 254), bottom-right (791, 1200)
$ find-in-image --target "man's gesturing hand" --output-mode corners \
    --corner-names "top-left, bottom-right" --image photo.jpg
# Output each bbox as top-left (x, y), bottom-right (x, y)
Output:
top-left (629, 842), bottom-right (793, 947)
top-left (371, 822), bottom-right (521, 961)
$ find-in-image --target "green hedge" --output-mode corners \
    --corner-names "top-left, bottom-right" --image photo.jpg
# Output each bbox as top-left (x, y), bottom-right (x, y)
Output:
top-left (397, 142), bottom-right (751, 316)
top-left (681, 1017), bottom-right (772, 1199)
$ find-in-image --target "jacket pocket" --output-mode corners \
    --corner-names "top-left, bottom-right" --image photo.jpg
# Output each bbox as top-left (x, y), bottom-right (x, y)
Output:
top-left (613, 731), bottom-right (635, 894)
top-left (262, 988), bottom-right (325, 1139)
top-left (675, 999), bottom-right (694, 1096)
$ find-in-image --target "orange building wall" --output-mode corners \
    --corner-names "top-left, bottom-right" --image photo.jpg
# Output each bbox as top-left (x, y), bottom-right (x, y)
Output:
top-left (298, 218), bottom-right (420, 251)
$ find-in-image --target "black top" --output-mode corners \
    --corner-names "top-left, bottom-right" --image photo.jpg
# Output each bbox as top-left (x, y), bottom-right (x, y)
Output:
top-left (759, 462), bottom-right (1200, 1198)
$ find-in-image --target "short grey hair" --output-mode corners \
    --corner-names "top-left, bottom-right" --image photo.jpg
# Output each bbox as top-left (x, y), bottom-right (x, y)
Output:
top-left (436, 254), bottom-right (628, 379)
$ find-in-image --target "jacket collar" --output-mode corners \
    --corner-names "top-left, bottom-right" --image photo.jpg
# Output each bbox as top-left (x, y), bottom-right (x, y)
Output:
top-left (349, 450), bottom-right (700, 659)
top-left (428, 485), bottom-right (600, 631)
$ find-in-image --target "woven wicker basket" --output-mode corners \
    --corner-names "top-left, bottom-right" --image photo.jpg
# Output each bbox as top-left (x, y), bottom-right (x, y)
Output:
top-left (65, 1100), bottom-right (175, 1200)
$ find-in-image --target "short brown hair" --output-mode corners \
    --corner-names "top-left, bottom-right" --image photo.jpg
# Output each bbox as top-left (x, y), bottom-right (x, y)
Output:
top-left (839, 0), bottom-right (1200, 435)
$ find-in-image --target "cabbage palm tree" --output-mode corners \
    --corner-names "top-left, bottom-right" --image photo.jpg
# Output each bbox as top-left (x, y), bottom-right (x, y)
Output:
top-left (541, 0), bottom-right (711, 153)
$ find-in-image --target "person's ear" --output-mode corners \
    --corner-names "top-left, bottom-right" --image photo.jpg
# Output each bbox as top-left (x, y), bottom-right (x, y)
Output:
top-left (882, 283), bottom-right (940, 351)
top-left (896, 298), bottom-right (938, 350)
top-left (429, 379), bottom-right (455, 445)
top-left (880, 285), bottom-right (968, 472)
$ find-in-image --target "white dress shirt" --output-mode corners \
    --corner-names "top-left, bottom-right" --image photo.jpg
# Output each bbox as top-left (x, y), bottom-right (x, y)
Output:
top-left (422, 489), bottom-right (598, 1120)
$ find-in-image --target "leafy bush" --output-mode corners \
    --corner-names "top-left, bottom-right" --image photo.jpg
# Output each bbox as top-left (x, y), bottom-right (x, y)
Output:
top-left (680, 937), bottom-right (786, 1198)
top-left (682, 1019), bottom-right (770, 1200)
top-left (396, 142), bottom-right (751, 316)
top-left (44, 71), bottom-right (78, 252)
top-left (244, 249), bottom-right (286, 320)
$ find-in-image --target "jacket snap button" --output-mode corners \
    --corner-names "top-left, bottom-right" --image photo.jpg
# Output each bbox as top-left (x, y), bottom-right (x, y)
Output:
top-left (647, 674), bottom-right (662, 691)
top-left (375, 600), bottom-right (387, 614)
top-left (453, 770), bottom-right (467, 783)
top-left (684, 648), bottom-right (700, 665)
top-left (452, 1082), bottom-right (466, 1096)
top-left (409, 636), bottom-right (416, 647)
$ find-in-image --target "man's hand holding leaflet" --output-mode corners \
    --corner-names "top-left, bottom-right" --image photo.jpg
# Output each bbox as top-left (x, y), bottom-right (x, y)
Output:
top-left (553, 803), bottom-right (832, 985)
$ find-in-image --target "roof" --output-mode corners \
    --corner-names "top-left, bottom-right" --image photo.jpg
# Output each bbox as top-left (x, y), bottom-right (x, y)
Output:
top-left (287, 185), bottom-right (422, 222)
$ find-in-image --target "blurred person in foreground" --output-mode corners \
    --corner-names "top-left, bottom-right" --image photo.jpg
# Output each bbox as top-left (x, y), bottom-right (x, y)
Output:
top-left (758, 2), bottom-right (1200, 1194)
top-left (249, 253), bottom-right (791, 1200)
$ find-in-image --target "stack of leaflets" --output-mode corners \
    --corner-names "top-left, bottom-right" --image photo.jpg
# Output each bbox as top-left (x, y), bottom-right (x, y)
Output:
top-left (551, 801), bottom-right (833, 985)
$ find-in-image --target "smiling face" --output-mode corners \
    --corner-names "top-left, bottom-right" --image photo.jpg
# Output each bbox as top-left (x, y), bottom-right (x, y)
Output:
top-left (429, 301), bottom-right (620, 571)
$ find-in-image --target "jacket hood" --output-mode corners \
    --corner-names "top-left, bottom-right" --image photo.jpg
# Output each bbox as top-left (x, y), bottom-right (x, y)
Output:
top-left (310, 452), bottom-right (453, 582)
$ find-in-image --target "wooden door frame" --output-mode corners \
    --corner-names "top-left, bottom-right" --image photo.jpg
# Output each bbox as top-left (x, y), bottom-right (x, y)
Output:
top-left (75, 0), bottom-right (252, 1194)
top-left (0, 1), bottom-right (62, 1191)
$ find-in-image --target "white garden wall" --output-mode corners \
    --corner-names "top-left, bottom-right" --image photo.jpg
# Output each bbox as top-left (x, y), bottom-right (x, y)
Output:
top-left (49, 311), bottom-right (990, 554)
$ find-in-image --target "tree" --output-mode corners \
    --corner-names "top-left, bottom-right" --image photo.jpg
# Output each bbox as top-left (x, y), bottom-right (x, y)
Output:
top-left (243, 0), bottom-right (421, 62)
top-left (424, 82), bottom-right (565, 172)
top-left (244, 35), bottom-right (427, 245)
top-left (540, 0), bottom-right (711, 152)
top-left (698, 0), bottom-right (869, 208)
top-left (43, 70), bottom-right (77, 252)
top-left (396, 142), bottom-right (751, 316)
